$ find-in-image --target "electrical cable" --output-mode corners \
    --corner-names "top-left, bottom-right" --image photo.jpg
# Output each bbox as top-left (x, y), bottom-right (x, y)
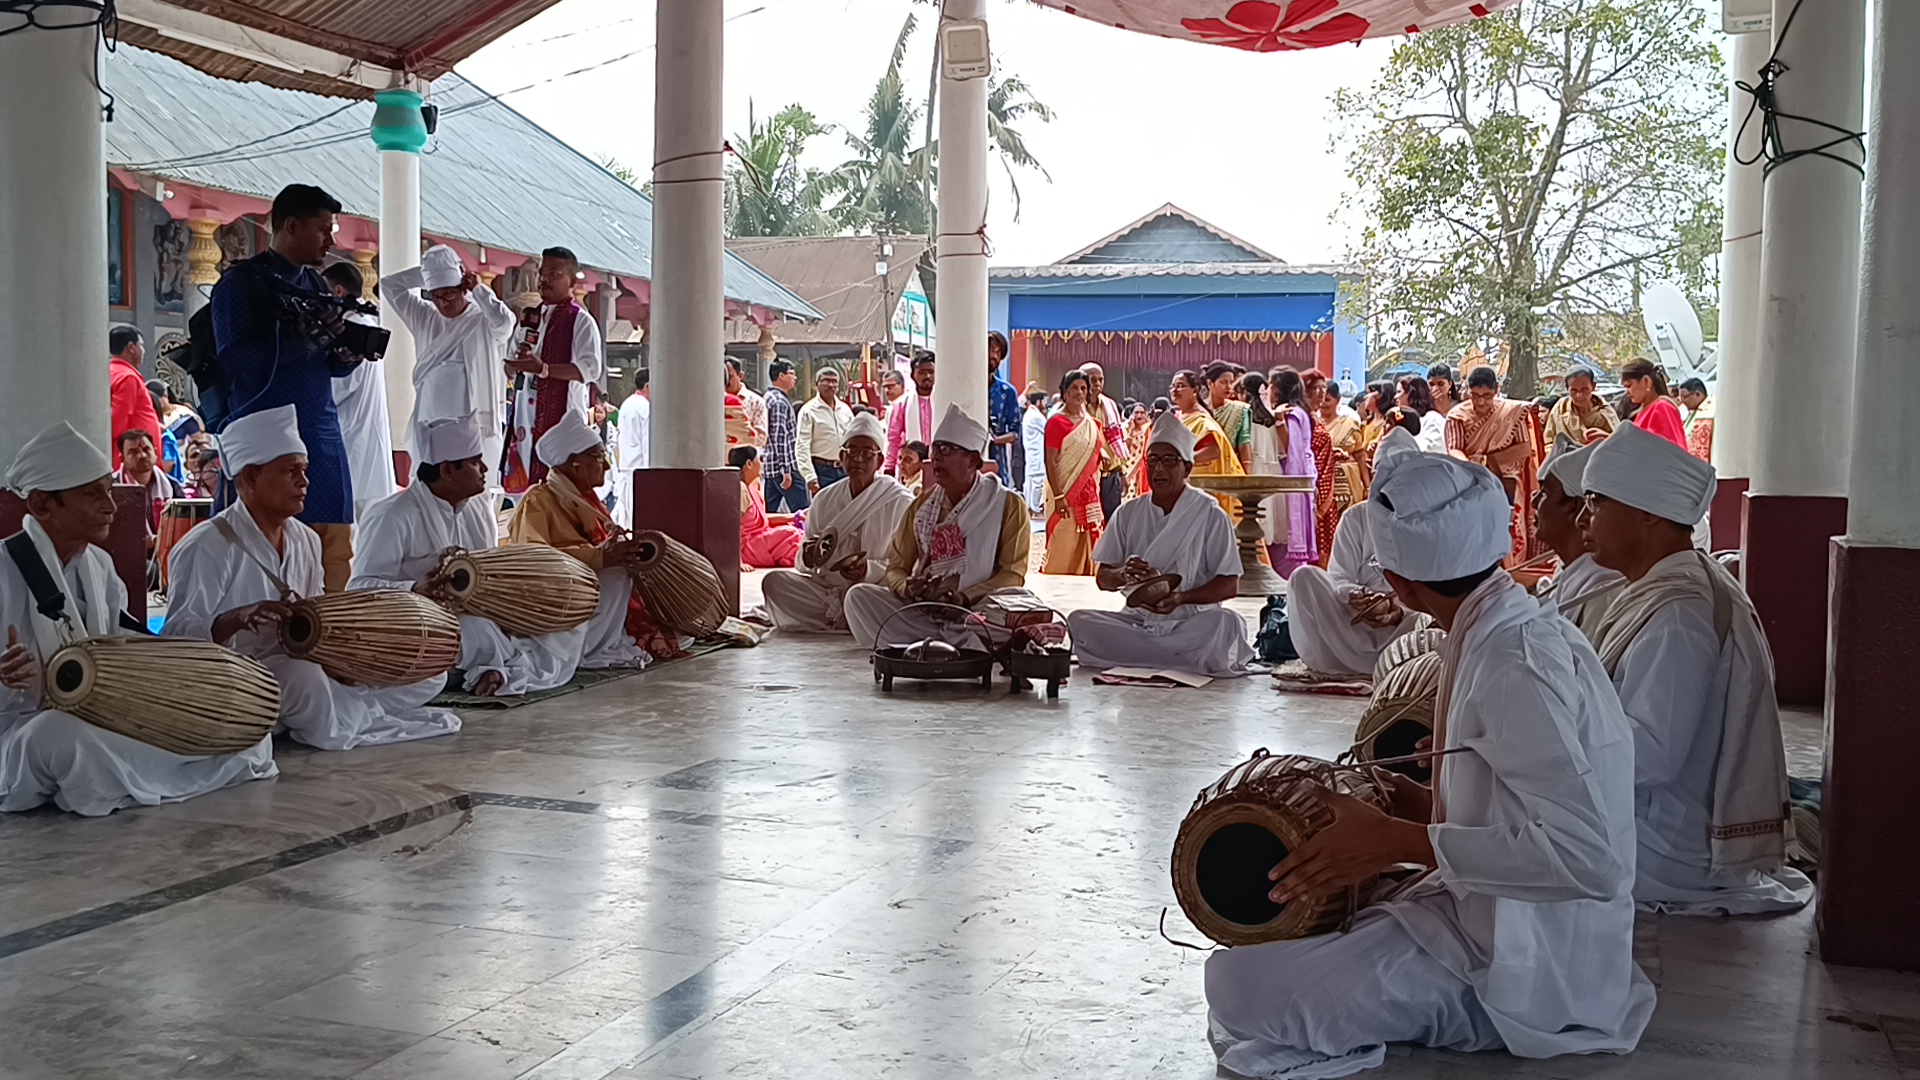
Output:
top-left (1734, 0), bottom-right (1866, 177)
top-left (0, 0), bottom-right (118, 120)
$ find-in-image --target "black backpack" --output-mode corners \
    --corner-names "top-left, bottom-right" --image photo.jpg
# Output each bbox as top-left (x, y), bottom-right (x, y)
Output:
top-left (1253, 595), bottom-right (1298, 664)
top-left (179, 302), bottom-right (228, 430)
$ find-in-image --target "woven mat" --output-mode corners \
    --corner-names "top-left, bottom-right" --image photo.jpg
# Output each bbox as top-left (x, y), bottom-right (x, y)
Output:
top-left (1270, 660), bottom-right (1372, 697)
top-left (432, 639), bottom-right (735, 709)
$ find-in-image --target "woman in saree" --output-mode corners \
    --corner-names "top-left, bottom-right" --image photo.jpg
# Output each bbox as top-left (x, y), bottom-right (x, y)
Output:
top-left (1170, 368), bottom-right (1244, 516)
top-left (1240, 372), bottom-right (1284, 549)
top-left (1122, 401), bottom-right (1153, 498)
top-left (1300, 371), bottom-right (1341, 570)
top-left (730, 446), bottom-right (803, 569)
top-left (1444, 365), bottom-right (1542, 565)
top-left (1266, 367), bottom-right (1320, 576)
top-left (1041, 369), bottom-right (1108, 575)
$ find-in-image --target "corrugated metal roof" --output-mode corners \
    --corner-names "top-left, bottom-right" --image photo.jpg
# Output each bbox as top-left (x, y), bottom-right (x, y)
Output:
top-left (991, 262), bottom-right (1357, 280)
top-left (103, 46), bottom-right (821, 320)
top-left (1058, 203), bottom-right (1280, 264)
top-left (727, 236), bottom-right (928, 344)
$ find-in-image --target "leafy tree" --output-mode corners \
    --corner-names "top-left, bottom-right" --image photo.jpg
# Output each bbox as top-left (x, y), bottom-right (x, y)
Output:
top-left (725, 103), bottom-right (840, 237)
top-left (1335, 0), bottom-right (1723, 395)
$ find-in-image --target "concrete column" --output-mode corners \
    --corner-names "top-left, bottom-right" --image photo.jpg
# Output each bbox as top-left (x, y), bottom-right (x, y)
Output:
top-left (184, 218), bottom-right (223, 320)
top-left (649, 0), bottom-right (726, 469)
top-left (1708, 30), bottom-right (1770, 548)
top-left (1742, 0), bottom-right (1865, 704)
top-left (0, 27), bottom-right (108, 463)
top-left (372, 87), bottom-right (426, 450)
top-left (1820, 0), bottom-right (1920, 971)
top-left (933, 0), bottom-right (990, 426)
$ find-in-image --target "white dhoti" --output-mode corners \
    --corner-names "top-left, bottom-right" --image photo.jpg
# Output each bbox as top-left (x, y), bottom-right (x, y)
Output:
top-left (1286, 565), bottom-right (1416, 677)
top-left (1066, 606), bottom-right (1252, 677)
top-left (263, 657), bottom-right (460, 751)
top-left (457, 614), bottom-right (582, 695)
top-left (762, 569), bottom-right (852, 634)
top-left (579, 569), bottom-right (647, 669)
top-left (1636, 849), bottom-right (1814, 916)
top-left (1204, 908), bottom-right (1501, 1080)
top-left (843, 583), bottom-right (1036, 649)
top-left (0, 711), bottom-right (276, 817)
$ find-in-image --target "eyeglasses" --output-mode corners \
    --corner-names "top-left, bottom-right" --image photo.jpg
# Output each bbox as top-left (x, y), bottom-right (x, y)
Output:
top-left (1144, 454), bottom-right (1186, 468)
top-left (929, 442), bottom-right (972, 458)
top-left (842, 447), bottom-right (880, 461)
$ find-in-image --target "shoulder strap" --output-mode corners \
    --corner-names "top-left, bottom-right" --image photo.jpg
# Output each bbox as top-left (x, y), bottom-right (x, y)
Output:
top-left (4, 532), bottom-right (152, 636)
top-left (212, 514), bottom-right (295, 597)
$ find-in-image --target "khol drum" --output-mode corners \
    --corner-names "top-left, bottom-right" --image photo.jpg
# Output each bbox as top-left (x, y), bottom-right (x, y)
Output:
top-left (45, 636), bottom-right (279, 755)
top-left (280, 590), bottom-right (461, 688)
top-left (629, 530), bottom-right (727, 638)
top-left (439, 545), bottom-right (598, 637)
top-left (155, 497), bottom-right (212, 592)
top-left (1171, 749), bottom-right (1389, 947)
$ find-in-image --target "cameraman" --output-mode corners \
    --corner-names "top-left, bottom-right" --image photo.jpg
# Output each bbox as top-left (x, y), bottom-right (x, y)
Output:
top-left (210, 183), bottom-right (368, 591)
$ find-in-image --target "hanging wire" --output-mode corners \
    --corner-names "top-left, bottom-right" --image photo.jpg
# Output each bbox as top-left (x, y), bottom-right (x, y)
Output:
top-left (0, 0), bottom-right (119, 120)
top-left (1734, 0), bottom-right (1866, 177)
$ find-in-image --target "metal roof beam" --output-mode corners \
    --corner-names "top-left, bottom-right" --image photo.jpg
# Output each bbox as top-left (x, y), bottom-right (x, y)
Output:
top-left (116, 0), bottom-right (412, 93)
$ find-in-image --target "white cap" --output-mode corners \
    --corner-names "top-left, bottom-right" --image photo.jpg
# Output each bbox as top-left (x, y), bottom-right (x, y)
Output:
top-left (1147, 411), bottom-right (1195, 462)
top-left (218, 405), bottom-right (306, 477)
top-left (5, 422), bottom-right (111, 496)
top-left (1369, 427), bottom-right (1419, 473)
top-left (842, 411), bottom-right (887, 451)
top-left (1369, 452), bottom-right (1512, 582)
top-left (930, 404), bottom-right (990, 455)
top-left (1582, 420), bottom-right (1715, 526)
top-left (420, 245), bottom-right (465, 291)
top-left (535, 412), bottom-right (603, 468)
top-left (420, 418), bottom-right (485, 465)
top-left (1539, 435), bottom-right (1598, 497)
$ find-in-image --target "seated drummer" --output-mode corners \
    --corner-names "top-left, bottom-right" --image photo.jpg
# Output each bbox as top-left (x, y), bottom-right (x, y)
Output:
top-left (0, 422), bottom-right (274, 815)
top-left (1066, 412), bottom-right (1251, 677)
top-left (1530, 437), bottom-right (1623, 641)
top-left (505, 412), bottom-right (648, 669)
top-left (351, 420), bottom-right (581, 698)
top-left (1205, 451), bottom-right (1652, 1076)
top-left (1283, 428), bottom-right (1424, 676)
top-left (843, 405), bottom-right (1033, 648)
top-left (762, 412), bottom-right (914, 634)
top-left (163, 406), bottom-right (461, 750)
top-left (1580, 423), bottom-right (1812, 915)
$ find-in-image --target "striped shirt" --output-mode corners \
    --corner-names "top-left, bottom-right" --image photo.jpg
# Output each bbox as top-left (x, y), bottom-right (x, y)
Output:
top-left (765, 387), bottom-right (800, 481)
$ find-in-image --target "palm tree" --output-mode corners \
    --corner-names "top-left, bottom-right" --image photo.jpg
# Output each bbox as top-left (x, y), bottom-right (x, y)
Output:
top-left (725, 103), bottom-right (840, 237)
top-left (986, 73), bottom-right (1055, 222)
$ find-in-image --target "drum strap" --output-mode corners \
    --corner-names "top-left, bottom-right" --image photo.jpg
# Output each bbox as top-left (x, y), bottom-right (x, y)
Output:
top-left (212, 516), bottom-right (296, 598)
top-left (3, 533), bottom-right (150, 636)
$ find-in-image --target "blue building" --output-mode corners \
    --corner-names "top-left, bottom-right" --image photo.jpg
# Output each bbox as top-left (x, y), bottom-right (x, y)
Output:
top-left (989, 204), bottom-right (1364, 405)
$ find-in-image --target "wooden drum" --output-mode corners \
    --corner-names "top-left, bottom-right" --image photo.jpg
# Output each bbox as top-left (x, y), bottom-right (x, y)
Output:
top-left (45, 636), bottom-right (279, 755)
top-left (629, 530), bottom-right (726, 638)
top-left (1172, 750), bottom-right (1390, 947)
top-left (280, 590), bottom-right (461, 688)
top-left (1353, 628), bottom-right (1447, 782)
top-left (155, 497), bottom-right (212, 592)
top-left (440, 546), bottom-right (598, 637)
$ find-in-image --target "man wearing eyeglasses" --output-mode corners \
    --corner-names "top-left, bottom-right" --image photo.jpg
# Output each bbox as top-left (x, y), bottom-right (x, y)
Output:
top-left (762, 413), bottom-right (913, 633)
top-left (1066, 411), bottom-right (1250, 677)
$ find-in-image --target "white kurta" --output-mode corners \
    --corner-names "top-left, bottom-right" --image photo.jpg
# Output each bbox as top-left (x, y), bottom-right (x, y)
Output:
top-left (763, 474), bottom-right (914, 633)
top-left (1417, 411), bottom-right (1447, 454)
top-left (1021, 406), bottom-right (1047, 513)
top-left (1608, 575), bottom-right (1813, 915)
top-left (613, 391), bottom-right (650, 530)
top-left (351, 483), bottom-right (581, 695)
top-left (1206, 576), bottom-right (1654, 1077)
top-left (0, 536), bottom-right (274, 816)
top-left (382, 268), bottom-right (517, 467)
top-left (331, 320), bottom-right (396, 519)
top-left (1068, 486), bottom-right (1251, 677)
top-left (1287, 502), bottom-right (1418, 676)
top-left (1249, 415), bottom-right (1286, 546)
top-left (164, 502), bottom-right (461, 750)
top-left (1535, 553), bottom-right (1626, 644)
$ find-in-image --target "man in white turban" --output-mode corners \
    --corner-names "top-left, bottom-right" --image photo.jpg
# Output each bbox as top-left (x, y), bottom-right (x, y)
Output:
top-left (1066, 412), bottom-right (1250, 676)
top-left (504, 413), bottom-right (649, 668)
top-left (381, 243), bottom-right (517, 479)
top-left (351, 419), bottom-right (582, 696)
top-left (1529, 436), bottom-right (1625, 641)
top-left (844, 405), bottom-right (1034, 647)
top-left (1206, 451), bottom-right (1652, 1077)
top-left (1, 423), bottom-right (275, 814)
top-left (165, 406), bottom-right (462, 749)
top-left (1582, 422), bottom-right (1811, 915)
top-left (1284, 427), bottom-right (1427, 676)
top-left (762, 411), bottom-right (914, 633)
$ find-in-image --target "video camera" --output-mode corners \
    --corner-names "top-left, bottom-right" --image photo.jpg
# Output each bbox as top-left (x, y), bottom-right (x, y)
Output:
top-left (272, 279), bottom-right (392, 363)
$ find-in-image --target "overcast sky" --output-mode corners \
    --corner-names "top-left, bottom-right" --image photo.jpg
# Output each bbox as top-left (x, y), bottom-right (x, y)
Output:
top-left (457, 0), bottom-right (1400, 268)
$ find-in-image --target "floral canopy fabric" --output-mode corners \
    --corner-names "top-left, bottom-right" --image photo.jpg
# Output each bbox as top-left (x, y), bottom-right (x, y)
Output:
top-left (1028, 0), bottom-right (1518, 50)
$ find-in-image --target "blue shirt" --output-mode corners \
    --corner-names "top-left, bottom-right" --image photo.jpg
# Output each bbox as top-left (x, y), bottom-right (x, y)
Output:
top-left (211, 250), bottom-right (358, 524)
top-left (988, 374), bottom-right (1023, 489)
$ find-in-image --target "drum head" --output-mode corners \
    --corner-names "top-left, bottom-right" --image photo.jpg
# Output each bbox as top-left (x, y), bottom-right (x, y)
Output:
top-left (1368, 718), bottom-right (1434, 782)
top-left (283, 610), bottom-right (319, 651)
top-left (1195, 821), bottom-right (1288, 928)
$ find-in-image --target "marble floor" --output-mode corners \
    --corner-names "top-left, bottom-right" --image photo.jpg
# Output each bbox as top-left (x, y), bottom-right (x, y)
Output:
top-left (0, 572), bottom-right (1905, 1080)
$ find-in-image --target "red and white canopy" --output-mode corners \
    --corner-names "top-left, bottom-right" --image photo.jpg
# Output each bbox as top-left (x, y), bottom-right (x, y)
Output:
top-left (1028, 0), bottom-right (1518, 50)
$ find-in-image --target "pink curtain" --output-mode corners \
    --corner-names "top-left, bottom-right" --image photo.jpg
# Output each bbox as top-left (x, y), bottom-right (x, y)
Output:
top-left (1028, 332), bottom-right (1322, 405)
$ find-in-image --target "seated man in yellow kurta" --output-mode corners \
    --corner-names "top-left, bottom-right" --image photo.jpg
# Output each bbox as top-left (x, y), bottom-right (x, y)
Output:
top-left (506, 412), bottom-right (648, 668)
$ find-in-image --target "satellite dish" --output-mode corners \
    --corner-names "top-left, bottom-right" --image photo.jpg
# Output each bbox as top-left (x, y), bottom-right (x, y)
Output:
top-left (1641, 282), bottom-right (1710, 382)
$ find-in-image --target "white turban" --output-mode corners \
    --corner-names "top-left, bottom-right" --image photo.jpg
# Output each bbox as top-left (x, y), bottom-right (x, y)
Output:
top-left (930, 405), bottom-right (990, 455)
top-left (218, 405), bottom-right (306, 477)
top-left (1369, 452), bottom-right (1512, 582)
top-left (842, 411), bottom-right (887, 451)
top-left (535, 412), bottom-right (603, 468)
top-left (1539, 436), bottom-right (1598, 497)
top-left (420, 418), bottom-right (485, 465)
top-left (1147, 411), bottom-right (1195, 462)
top-left (5, 422), bottom-right (111, 496)
top-left (1582, 420), bottom-right (1715, 526)
top-left (420, 244), bottom-right (465, 291)
top-left (1370, 427), bottom-right (1419, 472)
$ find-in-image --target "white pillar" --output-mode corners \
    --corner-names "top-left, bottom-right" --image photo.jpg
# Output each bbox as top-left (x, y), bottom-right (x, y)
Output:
top-left (1752, 0), bottom-right (1865, 497)
top-left (1846, 0), bottom-right (1920, 546)
top-left (378, 151), bottom-right (421, 449)
top-left (0, 28), bottom-right (108, 463)
top-left (1712, 30), bottom-right (1770, 479)
top-left (933, 0), bottom-right (991, 425)
top-left (650, 0), bottom-right (726, 470)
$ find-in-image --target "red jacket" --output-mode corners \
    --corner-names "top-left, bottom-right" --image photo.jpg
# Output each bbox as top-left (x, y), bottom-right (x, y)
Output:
top-left (109, 356), bottom-right (163, 469)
